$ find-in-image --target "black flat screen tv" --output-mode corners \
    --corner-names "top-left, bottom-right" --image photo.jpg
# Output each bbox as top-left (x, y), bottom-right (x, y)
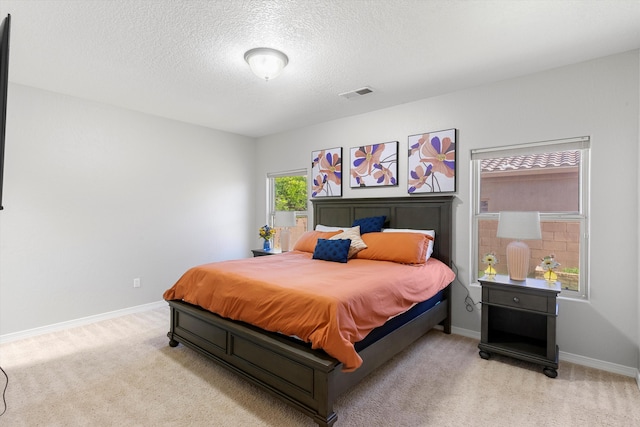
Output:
top-left (0, 14), bottom-right (10, 210)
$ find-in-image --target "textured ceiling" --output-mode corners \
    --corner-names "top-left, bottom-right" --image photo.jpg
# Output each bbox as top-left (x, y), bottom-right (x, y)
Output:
top-left (2, 0), bottom-right (639, 138)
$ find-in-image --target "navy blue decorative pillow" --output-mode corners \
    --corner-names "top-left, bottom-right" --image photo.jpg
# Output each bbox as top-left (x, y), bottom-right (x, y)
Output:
top-left (312, 238), bottom-right (352, 263)
top-left (352, 216), bottom-right (386, 234)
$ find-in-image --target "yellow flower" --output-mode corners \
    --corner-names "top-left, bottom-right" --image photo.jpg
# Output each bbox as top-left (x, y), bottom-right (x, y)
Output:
top-left (259, 225), bottom-right (276, 240)
top-left (540, 255), bottom-right (560, 271)
top-left (482, 252), bottom-right (498, 266)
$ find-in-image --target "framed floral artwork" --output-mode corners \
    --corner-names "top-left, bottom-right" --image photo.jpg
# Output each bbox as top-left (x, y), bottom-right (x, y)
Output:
top-left (407, 129), bottom-right (457, 194)
top-left (350, 141), bottom-right (398, 188)
top-left (311, 147), bottom-right (342, 197)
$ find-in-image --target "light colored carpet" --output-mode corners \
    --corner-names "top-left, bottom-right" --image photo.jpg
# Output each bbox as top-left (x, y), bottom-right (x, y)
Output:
top-left (1, 306), bottom-right (639, 426)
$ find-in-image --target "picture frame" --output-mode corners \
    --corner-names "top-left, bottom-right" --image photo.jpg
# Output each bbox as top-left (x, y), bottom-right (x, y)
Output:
top-left (407, 129), bottom-right (457, 194)
top-left (311, 147), bottom-right (342, 198)
top-left (349, 141), bottom-right (398, 188)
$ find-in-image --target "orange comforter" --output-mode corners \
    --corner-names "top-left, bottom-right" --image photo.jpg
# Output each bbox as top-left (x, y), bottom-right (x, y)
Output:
top-left (163, 251), bottom-right (455, 371)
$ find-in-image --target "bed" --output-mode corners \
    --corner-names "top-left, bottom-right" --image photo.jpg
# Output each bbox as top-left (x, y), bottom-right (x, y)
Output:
top-left (165, 196), bottom-right (455, 426)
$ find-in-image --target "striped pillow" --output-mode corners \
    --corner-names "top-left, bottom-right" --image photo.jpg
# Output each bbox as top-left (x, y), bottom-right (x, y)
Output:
top-left (329, 225), bottom-right (368, 258)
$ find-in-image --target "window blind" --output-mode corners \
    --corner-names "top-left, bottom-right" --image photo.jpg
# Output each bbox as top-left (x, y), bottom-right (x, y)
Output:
top-left (470, 136), bottom-right (590, 160)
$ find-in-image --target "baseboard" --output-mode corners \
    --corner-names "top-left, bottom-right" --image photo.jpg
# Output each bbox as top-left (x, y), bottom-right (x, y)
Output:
top-left (451, 326), bottom-right (480, 340)
top-left (0, 300), bottom-right (167, 344)
top-left (559, 350), bottom-right (638, 378)
top-left (451, 326), bottom-right (638, 379)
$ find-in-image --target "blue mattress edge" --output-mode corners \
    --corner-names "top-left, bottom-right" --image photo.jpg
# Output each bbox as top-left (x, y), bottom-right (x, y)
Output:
top-left (354, 288), bottom-right (446, 352)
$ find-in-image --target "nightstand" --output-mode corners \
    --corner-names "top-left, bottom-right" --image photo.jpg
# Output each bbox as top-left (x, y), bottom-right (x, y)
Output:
top-left (251, 248), bottom-right (281, 257)
top-left (478, 275), bottom-right (561, 378)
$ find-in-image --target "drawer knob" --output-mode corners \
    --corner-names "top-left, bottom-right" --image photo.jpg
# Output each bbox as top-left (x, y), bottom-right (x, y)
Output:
top-left (513, 297), bottom-right (520, 303)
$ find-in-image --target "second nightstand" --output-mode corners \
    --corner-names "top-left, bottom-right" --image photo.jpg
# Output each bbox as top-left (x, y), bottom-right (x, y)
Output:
top-left (251, 248), bottom-right (281, 257)
top-left (478, 275), bottom-right (561, 378)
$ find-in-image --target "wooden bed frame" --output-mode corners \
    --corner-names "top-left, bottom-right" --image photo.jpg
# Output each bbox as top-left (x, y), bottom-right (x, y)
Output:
top-left (166, 196), bottom-right (454, 426)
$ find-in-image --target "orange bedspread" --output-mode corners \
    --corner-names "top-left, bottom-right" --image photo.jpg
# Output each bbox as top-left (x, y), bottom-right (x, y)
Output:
top-left (163, 251), bottom-right (455, 371)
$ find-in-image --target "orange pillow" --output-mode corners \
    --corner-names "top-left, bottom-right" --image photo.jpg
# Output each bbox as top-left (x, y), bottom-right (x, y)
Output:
top-left (293, 230), bottom-right (342, 253)
top-left (355, 232), bottom-right (430, 264)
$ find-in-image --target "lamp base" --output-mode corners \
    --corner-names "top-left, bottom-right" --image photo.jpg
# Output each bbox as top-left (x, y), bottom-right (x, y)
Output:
top-left (506, 240), bottom-right (530, 281)
top-left (280, 228), bottom-right (291, 252)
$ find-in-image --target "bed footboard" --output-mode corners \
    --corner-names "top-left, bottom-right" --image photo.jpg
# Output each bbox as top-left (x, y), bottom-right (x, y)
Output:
top-left (167, 300), bottom-right (340, 426)
top-left (167, 287), bottom-right (450, 427)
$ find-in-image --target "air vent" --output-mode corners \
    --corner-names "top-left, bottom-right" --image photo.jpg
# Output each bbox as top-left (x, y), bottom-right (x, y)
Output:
top-left (338, 86), bottom-right (374, 100)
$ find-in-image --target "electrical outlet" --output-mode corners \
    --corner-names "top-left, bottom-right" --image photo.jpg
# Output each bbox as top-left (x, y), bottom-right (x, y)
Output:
top-left (133, 278), bottom-right (141, 288)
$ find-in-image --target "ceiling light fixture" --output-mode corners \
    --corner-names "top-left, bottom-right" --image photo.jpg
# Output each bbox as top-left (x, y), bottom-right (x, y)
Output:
top-left (244, 47), bottom-right (289, 81)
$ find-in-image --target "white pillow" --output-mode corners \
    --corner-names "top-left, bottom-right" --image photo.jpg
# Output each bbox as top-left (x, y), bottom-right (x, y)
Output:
top-left (315, 224), bottom-right (345, 232)
top-left (382, 228), bottom-right (435, 261)
top-left (329, 225), bottom-right (368, 258)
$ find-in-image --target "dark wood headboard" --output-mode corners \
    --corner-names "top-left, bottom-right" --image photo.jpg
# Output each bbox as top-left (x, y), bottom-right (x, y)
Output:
top-left (311, 196), bottom-right (454, 267)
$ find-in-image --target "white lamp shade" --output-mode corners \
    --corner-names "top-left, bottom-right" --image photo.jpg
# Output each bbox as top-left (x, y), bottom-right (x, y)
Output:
top-left (274, 211), bottom-right (296, 252)
top-left (274, 211), bottom-right (297, 228)
top-left (244, 47), bottom-right (288, 81)
top-left (496, 211), bottom-right (541, 240)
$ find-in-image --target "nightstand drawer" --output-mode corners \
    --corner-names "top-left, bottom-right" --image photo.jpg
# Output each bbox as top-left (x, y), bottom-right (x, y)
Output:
top-left (486, 288), bottom-right (548, 312)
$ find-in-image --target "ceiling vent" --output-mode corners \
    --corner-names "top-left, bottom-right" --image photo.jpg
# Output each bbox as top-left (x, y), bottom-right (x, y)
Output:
top-left (338, 87), bottom-right (374, 100)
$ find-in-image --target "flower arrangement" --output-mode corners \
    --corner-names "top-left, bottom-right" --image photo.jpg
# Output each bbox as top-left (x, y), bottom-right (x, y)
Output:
top-left (540, 254), bottom-right (560, 282)
top-left (259, 224), bottom-right (276, 251)
top-left (482, 252), bottom-right (498, 276)
top-left (259, 224), bottom-right (276, 241)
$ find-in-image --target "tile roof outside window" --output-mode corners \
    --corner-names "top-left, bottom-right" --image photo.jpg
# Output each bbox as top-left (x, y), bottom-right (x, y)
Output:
top-left (481, 151), bottom-right (580, 172)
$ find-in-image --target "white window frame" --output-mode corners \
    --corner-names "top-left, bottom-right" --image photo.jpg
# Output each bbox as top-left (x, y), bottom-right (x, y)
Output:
top-left (471, 137), bottom-right (590, 299)
top-left (267, 168), bottom-right (309, 226)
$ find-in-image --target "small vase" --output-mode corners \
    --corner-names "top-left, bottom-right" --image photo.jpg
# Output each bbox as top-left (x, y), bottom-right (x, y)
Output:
top-left (484, 265), bottom-right (497, 276)
top-left (262, 239), bottom-right (271, 251)
top-left (543, 269), bottom-right (557, 282)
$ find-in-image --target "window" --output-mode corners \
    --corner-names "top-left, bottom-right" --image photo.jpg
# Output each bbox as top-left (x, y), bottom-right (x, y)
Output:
top-left (471, 137), bottom-right (590, 298)
top-left (267, 169), bottom-right (308, 250)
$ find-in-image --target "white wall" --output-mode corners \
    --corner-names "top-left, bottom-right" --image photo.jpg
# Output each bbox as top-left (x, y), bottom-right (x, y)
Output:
top-left (0, 84), bottom-right (255, 335)
top-left (257, 51), bottom-right (640, 370)
top-left (637, 55), bottom-right (640, 381)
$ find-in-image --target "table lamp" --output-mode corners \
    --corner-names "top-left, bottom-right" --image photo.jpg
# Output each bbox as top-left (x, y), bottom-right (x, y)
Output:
top-left (496, 211), bottom-right (541, 281)
top-left (274, 211), bottom-right (296, 252)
